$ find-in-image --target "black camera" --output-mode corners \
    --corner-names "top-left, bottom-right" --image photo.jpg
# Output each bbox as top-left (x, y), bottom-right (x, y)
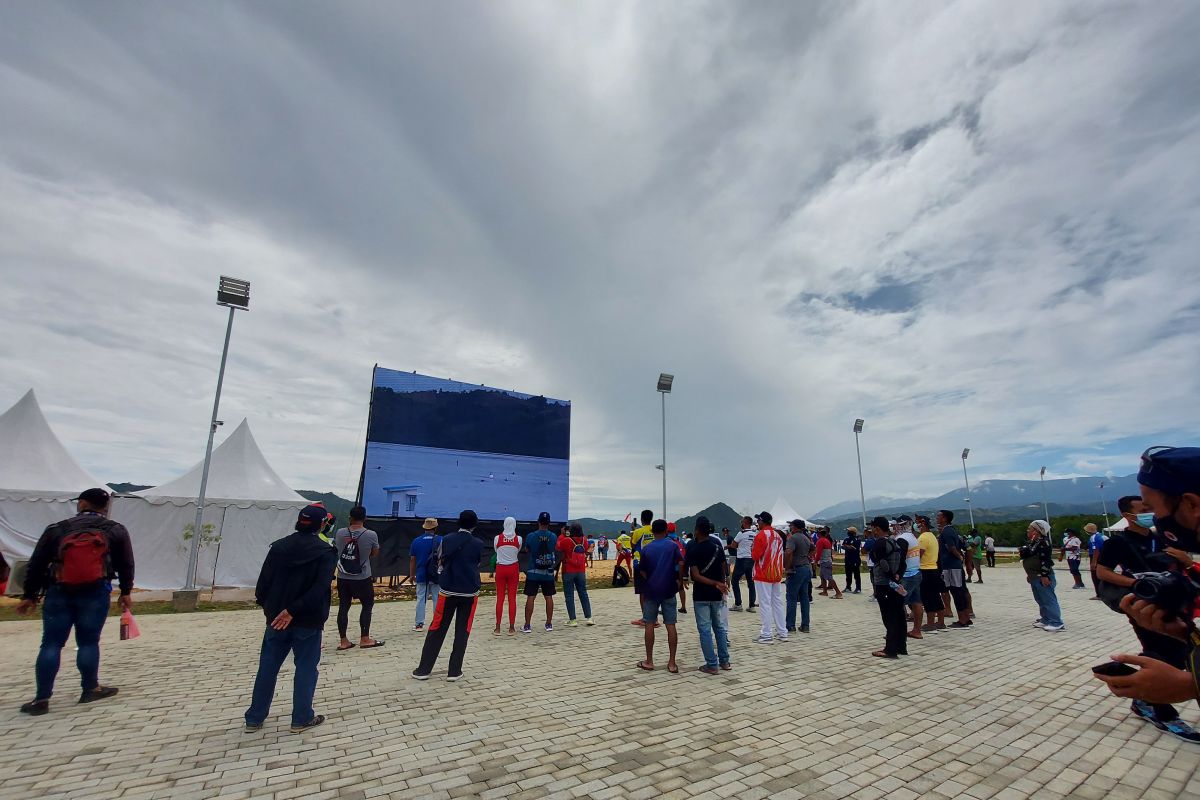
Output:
top-left (1131, 570), bottom-right (1200, 620)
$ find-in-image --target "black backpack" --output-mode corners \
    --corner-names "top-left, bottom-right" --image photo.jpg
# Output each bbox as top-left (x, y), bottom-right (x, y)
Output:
top-left (339, 530), bottom-right (365, 576)
top-left (612, 564), bottom-right (630, 587)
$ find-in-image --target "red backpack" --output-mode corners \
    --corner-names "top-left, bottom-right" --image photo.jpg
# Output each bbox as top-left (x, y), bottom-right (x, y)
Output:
top-left (54, 524), bottom-right (111, 587)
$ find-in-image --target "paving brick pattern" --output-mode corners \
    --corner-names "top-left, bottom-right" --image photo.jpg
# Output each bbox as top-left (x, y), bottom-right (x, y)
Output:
top-left (1, 566), bottom-right (1197, 799)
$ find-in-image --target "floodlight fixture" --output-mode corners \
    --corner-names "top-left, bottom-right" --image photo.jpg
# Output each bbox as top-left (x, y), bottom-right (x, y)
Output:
top-left (657, 373), bottom-right (674, 393)
top-left (217, 276), bottom-right (251, 309)
top-left (853, 418), bottom-right (864, 433)
top-left (961, 448), bottom-right (970, 460)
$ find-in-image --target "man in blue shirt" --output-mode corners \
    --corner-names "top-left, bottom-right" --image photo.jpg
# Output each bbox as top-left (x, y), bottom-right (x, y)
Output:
top-left (936, 510), bottom-right (972, 627)
top-left (636, 520), bottom-right (683, 673)
top-left (522, 512), bottom-right (559, 633)
top-left (408, 519), bottom-right (442, 631)
top-left (1085, 522), bottom-right (1106, 599)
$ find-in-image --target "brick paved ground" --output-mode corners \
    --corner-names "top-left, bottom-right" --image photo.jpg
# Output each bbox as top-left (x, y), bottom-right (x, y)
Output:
top-left (0, 564), bottom-right (1197, 800)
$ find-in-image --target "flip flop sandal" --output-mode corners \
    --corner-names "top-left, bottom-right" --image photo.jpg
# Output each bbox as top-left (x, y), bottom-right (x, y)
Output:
top-left (667, 664), bottom-right (679, 674)
top-left (361, 641), bottom-right (385, 649)
top-left (636, 660), bottom-right (655, 671)
top-left (337, 643), bottom-right (357, 651)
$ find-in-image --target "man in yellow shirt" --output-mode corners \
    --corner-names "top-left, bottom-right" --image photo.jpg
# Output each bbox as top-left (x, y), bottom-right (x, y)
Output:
top-left (628, 510), bottom-right (654, 626)
top-left (916, 515), bottom-right (946, 631)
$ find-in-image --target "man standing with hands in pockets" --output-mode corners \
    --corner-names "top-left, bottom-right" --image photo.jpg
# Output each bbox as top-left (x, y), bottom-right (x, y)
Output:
top-left (685, 516), bottom-right (731, 674)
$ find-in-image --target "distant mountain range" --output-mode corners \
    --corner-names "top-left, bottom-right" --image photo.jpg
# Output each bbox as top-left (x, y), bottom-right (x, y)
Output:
top-left (810, 473), bottom-right (1140, 524)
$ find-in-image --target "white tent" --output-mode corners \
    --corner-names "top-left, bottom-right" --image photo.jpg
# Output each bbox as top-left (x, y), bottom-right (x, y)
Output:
top-left (0, 390), bottom-right (106, 570)
top-left (122, 419), bottom-right (308, 589)
top-left (1103, 517), bottom-right (1129, 533)
top-left (768, 497), bottom-right (805, 529)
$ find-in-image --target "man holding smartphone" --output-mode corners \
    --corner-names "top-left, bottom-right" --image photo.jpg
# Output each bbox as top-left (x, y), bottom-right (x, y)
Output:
top-left (1093, 447), bottom-right (1200, 733)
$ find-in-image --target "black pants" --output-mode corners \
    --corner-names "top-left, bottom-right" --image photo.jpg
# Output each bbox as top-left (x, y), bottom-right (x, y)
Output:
top-left (947, 583), bottom-right (970, 616)
top-left (1133, 621), bottom-right (1190, 722)
top-left (876, 585), bottom-right (908, 655)
top-left (416, 594), bottom-right (478, 677)
top-left (731, 558), bottom-right (756, 607)
top-left (844, 562), bottom-right (861, 592)
top-left (336, 577), bottom-right (375, 639)
top-left (986, 550), bottom-right (995, 568)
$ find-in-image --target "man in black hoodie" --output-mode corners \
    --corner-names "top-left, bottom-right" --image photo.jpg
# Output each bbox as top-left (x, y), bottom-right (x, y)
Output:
top-left (412, 509), bottom-right (484, 682)
top-left (244, 504), bottom-right (337, 733)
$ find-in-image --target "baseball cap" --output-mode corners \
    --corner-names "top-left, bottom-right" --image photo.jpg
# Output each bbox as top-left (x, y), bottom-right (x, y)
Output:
top-left (422, 517), bottom-right (438, 530)
top-left (896, 514), bottom-right (913, 523)
top-left (869, 515), bottom-right (890, 531)
top-left (538, 511), bottom-right (552, 524)
top-left (297, 504), bottom-right (328, 524)
top-left (73, 487), bottom-right (111, 507)
top-left (667, 522), bottom-right (677, 533)
top-left (845, 525), bottom-right (858, 534)
top-left (758, 511), bottom-right (773, 524)
top-left (1139, 446), bottom-right (1200, 496)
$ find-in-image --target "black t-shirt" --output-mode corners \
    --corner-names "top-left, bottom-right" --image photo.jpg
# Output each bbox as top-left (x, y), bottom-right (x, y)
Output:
top-left (1097, 530), bottom-right (1157, 573)
top-left (685, 537), bottom-right (728, 602)
top-left (842, 537), bottom-right (861, 565)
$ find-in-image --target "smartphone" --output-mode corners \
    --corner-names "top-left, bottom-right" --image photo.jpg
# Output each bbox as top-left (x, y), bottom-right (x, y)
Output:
top-left (1092, 661), bottom-right (1138, 677)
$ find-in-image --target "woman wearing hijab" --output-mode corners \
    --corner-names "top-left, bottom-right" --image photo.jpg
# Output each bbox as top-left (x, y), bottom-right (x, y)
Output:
top-left (493, 517), bottom-right (522, 635)
top-left (1020, 520), bottom-right (1064, 632)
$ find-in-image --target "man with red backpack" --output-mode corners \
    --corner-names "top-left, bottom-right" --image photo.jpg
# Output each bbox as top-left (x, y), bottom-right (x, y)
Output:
top-left (17, 487), bottom-right (135, 716)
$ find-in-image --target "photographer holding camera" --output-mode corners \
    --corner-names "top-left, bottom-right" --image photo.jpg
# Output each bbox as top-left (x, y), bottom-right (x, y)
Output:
top-left (1094, 447), bottom-right (1200, 731)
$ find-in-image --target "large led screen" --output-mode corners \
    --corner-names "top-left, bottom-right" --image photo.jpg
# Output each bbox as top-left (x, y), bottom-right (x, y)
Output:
top-left (360, 368), bottom-right (570, 520)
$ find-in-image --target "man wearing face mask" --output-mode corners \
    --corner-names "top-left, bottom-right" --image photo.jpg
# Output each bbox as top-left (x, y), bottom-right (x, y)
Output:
top-left (1094, 450), bottom-right (1200, 719)
top-left (1093, 458), bottom-right (1200, 742)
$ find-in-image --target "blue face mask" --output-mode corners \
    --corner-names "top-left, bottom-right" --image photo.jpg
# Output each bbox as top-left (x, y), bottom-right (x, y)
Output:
top-left (1135, 512), bottom-right (1156, 528)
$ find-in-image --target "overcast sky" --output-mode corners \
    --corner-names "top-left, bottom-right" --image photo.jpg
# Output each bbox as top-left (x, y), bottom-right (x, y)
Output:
top-left (2, 2), bottom-right (1199, 519)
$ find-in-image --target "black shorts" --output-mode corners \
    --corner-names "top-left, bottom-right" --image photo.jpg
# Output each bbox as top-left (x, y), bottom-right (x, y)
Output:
top-left (523, 578), bottom-right (556, 597)
top-left (919, 569), bottom-right (946, 611)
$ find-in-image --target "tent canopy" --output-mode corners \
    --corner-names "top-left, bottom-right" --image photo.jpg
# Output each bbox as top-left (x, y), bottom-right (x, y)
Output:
top-left (768, 497), bottom-right (804, 528)
top-left (0, 389), bottom-right (101, 493)
top-left (1103, 517), bottom-right (1129, 533)
top-left (136, 419), bottom-right (304, 505)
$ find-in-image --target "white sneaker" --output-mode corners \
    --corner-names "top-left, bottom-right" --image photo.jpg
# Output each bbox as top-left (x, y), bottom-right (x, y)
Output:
top-left (755, 635), bottom-right (775, 645)
top-left (585, 618), bottom-right (595, 626)
top-left (1043, 624), bottom-right (1065, 632)
top-left (1032, 621), bottom-right (1045, 628)
top-left (774, 634), bottom-right (789, 642)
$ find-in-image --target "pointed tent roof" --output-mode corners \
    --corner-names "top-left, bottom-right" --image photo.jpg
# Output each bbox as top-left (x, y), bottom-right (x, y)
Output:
top-left (768, 496), bottom-right (804, 528)
top-left (136, 419), bottom-right (304, 503)
top-left (0, 389), bottom-right (103, 493)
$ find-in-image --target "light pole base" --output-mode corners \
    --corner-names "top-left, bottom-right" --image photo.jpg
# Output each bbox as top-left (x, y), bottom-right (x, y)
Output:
top-left (172, 590), bottom-right (201, 613)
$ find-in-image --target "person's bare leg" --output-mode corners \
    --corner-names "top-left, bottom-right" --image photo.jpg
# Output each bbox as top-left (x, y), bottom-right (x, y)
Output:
top-left (643, 623), bottom-right (655, 667)
top-left (544, 595), bottom-right (554, 625)
top-left (524, 595), bottom-right (535, 628)
top-left (666, 624), bottom-right (678, 671)
top-left (833, 579), bottom-right (843, 599)
top-left (909, 603), bottom-right (924, 636)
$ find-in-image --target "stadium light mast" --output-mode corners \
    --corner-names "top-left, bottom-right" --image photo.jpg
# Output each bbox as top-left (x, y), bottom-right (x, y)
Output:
top-left (961, 448), bottom-right (975, 529)
top-left (853, 419), bottom-right (867, 533)
top-left (184, 276), bottom-right (250, 593)
top-left (656, 373), bottom-right (673, 520)
top-left (1099, 481), bottom-right (1111, 528)
top-left (1039, 466), bottom-right (1052, 538)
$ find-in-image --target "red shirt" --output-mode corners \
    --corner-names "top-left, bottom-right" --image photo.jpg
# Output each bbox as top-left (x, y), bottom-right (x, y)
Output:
top-left (558, 535), bottom-right (588, 573)
top-left (814, 537), bottom-right (832, 564)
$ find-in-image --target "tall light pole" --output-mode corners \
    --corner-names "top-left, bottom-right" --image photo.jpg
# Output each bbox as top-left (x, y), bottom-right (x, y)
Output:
top-left (853, 419), bottom-right (867, 533)
top-left (1039, 466), bottom-right (1051, 535)
top-left (961, 448), bottom-right (975, 529)
top-left (184, 276), bottom-right (250, 591)
top-left (1098, 481), bottom-right (1111, 528)
top-left (656, 373), bottom-right (673, 520)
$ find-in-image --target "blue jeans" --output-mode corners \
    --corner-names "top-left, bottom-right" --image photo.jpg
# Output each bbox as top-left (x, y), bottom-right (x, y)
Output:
top-left (35, 584), bottom-right (111, 700)
top-left (786, 566), bottom-right (812, 630)
top-left (1029, 573), bottom-right (1063, 627)
top-left (245, 626), bottom-right (322, 727)
top-left (693, 601), bottom-right (730, 668)
top-left (415, 581), bottom-right (438, 625)
top-left (562, 572), bottom-right (591, 620)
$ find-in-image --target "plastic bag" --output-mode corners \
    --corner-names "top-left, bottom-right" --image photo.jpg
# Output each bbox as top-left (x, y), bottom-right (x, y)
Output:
top-left (120, 610), bottom-right (141, 640)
